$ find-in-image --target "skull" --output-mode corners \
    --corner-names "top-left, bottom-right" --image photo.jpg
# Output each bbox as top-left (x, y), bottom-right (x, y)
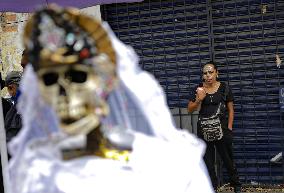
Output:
top-left (24, 6), bottom-right (117, 135)
top-left (37, 54), bottom-right (115, 135)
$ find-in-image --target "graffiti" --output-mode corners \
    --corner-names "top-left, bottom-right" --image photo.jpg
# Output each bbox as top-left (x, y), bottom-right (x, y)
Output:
top-left (276, 54), bottom-right (282, 68)
top-left (0, 13), bottom-right (30, 77)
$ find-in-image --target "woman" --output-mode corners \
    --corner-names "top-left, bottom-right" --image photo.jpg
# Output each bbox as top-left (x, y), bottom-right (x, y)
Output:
top-left (188, 62), bottom-right (241, 193)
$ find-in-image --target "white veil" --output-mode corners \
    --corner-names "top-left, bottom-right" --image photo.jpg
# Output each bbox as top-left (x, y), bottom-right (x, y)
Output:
top-left (104, 22), bottom-right (186, 140)
top-left (10, 22), bottom-right (200, 154)
top-left (8, 21), bottom-right (212, 193)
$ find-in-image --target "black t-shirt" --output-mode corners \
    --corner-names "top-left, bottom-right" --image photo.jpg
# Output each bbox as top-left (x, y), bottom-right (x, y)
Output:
top-left (189, 82), bottom-right (234, 130)
top-left (2, 98), bottom-right (12, 118)
top-left (4, 102), bottom-right (22, 142)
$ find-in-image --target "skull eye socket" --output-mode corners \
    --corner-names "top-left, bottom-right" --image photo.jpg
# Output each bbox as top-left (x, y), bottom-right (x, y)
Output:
top-left (65, 69), bottom-right (88, 83)
top-left (42, 72), bottom-right (59, 86)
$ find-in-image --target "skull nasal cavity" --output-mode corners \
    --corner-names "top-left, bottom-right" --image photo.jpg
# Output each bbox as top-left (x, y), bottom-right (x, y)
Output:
top-left (59, 85), bottom-right (67, 96)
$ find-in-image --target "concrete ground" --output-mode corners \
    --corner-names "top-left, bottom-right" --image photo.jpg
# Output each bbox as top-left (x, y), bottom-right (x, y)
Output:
top-left (217, 184), bottom-right (284, 193)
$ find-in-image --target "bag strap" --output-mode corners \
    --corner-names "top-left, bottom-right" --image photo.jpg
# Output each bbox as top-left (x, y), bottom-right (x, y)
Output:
top-left (198, 82), bottom-right (229, 117)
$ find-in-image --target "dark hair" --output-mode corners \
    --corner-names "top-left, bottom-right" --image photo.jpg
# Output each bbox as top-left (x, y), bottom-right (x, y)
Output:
top-left (21, 49), bottom-right (28, 69)
top-left (5, 71), bottom-right (22, 86)
top-left (202, 61), bottom-right (218, 71)
top-left (0, 73), bottom-right (5, 89)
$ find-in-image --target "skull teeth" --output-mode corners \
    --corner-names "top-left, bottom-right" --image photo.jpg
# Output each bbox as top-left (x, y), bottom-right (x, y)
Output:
top-left (57, 105), bottom-right (88, 120)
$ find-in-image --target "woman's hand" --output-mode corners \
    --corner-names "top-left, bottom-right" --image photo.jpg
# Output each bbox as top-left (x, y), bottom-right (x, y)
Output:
top-left (187, 87), bottom-right (206, 113)
top-left (196, 87), bottom-right (206, 102)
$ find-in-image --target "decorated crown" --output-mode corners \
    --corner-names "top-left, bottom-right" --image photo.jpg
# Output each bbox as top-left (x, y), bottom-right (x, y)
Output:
top-left (23, 5), bottom-right (116, 71)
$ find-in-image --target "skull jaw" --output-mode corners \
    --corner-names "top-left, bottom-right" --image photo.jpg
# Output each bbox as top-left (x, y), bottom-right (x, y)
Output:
top-left (60, 113), bottom-right (100, 135)
top-left (58, 101), bottom-right (109, 136)
top-left (56, 101), bottom-right (89, 123)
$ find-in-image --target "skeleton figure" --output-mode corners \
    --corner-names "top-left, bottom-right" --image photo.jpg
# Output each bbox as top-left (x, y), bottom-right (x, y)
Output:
top-left (8, 5), bottom-right (214, 193)
top-left (22, 6), bottom-right (134, 158)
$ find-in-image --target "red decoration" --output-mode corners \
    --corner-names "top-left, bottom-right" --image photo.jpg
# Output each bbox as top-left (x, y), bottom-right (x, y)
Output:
top-left (79, 48), bottom-right (90, 59)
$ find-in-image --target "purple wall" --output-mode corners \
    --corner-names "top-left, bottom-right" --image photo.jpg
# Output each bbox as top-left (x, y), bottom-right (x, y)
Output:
top-left (0, 0), bottom-right (143, 12)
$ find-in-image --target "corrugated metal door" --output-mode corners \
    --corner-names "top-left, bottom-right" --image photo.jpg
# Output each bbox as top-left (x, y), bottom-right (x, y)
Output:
top-left (102, 0), bottom-right (284, 184)
top-left (211, 0), bottom-right (284, 184)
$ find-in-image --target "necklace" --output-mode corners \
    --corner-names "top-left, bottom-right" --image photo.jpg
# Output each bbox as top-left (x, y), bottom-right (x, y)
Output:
top-left (209, 95), bottom-right (213, 103)
top-left (204, 82), bottom-right (220, 94)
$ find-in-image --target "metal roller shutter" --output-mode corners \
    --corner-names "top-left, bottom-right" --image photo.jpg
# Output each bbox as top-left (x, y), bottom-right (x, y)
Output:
top-left (211, 0), bottom-right (284, 184)
top-left (102, 0), bottom-right (284, 184)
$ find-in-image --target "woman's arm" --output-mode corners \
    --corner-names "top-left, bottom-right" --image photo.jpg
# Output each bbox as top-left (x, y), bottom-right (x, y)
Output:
top-left (187, 99), bottom-right (201, 113)
top-left (227, 101), bottom-right (234, 130)
top-left (188, 87), bottom-right (206, 113)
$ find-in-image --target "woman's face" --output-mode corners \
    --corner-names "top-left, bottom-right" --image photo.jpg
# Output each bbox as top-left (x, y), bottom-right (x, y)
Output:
top-left (202, 64), bottom-right (218, 84)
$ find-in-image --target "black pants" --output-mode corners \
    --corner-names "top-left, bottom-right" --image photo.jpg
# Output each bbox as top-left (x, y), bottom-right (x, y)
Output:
top-left (201, 129), bottom-right (240, 189)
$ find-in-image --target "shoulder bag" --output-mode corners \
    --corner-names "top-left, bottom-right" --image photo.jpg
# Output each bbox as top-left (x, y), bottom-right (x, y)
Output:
top-left (199, 83), bottom-right (229, 142)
